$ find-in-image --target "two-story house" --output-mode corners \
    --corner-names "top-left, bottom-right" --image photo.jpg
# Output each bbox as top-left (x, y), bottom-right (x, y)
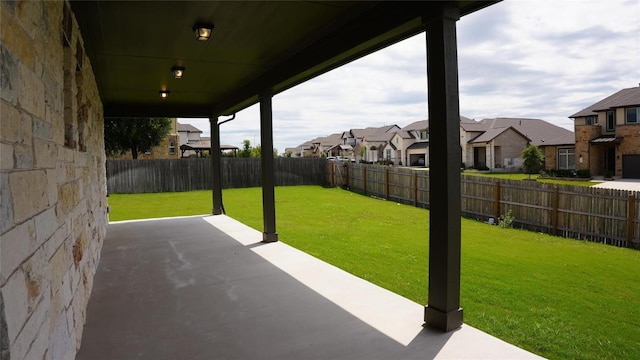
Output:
top-left (570, 86), bottom-right (640, 178)
top-left (340, 125), bottom-right (400, 162)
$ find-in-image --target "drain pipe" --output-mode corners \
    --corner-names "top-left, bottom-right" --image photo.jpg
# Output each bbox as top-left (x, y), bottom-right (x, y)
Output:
top-left (212, 114), bottom-right (236, 214)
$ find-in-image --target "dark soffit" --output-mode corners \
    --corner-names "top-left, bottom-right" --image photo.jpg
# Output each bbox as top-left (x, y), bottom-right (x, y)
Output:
top-left (70, 1), bottom-right (498, 118)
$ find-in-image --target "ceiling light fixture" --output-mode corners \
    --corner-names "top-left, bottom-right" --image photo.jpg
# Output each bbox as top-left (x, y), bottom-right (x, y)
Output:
top-left (172, 66), bottom-right (185, 79)
top-left (159, 90), bottom-right (170, 99)
top-left (193, 23), bottom-right (213, 41)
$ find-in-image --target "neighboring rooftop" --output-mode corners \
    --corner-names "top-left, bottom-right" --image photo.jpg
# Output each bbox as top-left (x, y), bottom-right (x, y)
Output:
top-left (570, 86), bottom-right (640, 118)
top-left (177, 122), bottom-right (203, 133)
top-left (474, 118), bottom-right (574, 146)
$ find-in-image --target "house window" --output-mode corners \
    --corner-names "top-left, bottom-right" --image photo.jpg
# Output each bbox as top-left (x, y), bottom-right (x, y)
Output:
top-left (606, 110), bottom-right (616, 132)
top-left (420, 130), bottom-right (428, 140)
top-left (585, 115), bottom-right (597, 125)
top-left (558, 148), bottom-right (575, 170)
top-left (169, 140), bottom-right (176, 154)
top-left (385, 149), bottom-right (391, 159)
top-left (626, 107), bottom-right (639, 124)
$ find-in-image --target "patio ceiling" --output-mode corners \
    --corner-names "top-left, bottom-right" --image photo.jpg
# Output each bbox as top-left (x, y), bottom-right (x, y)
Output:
top-left (70, 1), bottom-right (496, 118)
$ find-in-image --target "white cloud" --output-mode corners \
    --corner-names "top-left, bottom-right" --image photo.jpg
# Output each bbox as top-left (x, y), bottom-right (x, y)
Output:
top-left (181, 0), bottom-right (640, 153)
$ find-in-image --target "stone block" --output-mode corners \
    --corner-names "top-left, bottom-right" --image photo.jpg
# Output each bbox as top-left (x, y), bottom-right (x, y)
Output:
top-left (34, 138), bottom-right (57, 169)
top-left (13, 144), bottom-right (33, 169)
top-left (0, 101), bottom-right (24, 143)
top-left (58, 181), bottom-right (79, 215)
top-left (9, 170), bottom-right (48, 223)
top-left (33, 117), bottom-right (52, 140)
top-left (46, 169), bottom-right (58, 206)
top-left (43, 224), bottom-right (68, 262)
top-left (0, 172), bottom-right (13, 235)
top-left (47, 311), bottom-right (71, 360)
top-left (35, 206), bottom-right (59, 247)
top-left (0, 142), bottom-right (14, 170)
top-left (18, 61), bottom-right (46, 120)
top-left (1, 269), bottom-right (29, 344)
top-left (0, 40), bottom-right (20, 105)
top-left (8, 288), bottom-right (50, 360)
top-left (49, 244), bottom-right (70, 291)
top-left (0, 219), bottom-right (36, 279)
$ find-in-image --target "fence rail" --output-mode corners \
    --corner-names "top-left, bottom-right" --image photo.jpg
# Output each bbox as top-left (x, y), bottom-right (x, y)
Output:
top-left (106, 157), bottom-right (328, 193)
top-left (330, 162), bottom-right (639, 249)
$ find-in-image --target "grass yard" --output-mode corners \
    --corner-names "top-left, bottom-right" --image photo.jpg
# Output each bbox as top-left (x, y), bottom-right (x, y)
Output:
top-left (108, 186), bottom-right (640, 360)
top-left (463, 171), bottom-right (600, 187)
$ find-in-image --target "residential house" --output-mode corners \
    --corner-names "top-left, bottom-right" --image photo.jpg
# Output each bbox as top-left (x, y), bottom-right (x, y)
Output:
top-left (285, 140), bottom-right (314, 157)
top-left (462, 117), bottom-right (575, 171)
top-left (570, 86), bottom-right (640, 178)
top-left (311, 133), bottom-right (342, 157)
top-left (342, 125), bottom-right (400, 162)
top-left (107, 118), bottom-right (180, 160)
top-left (402, 120), bottom-right (430, 166)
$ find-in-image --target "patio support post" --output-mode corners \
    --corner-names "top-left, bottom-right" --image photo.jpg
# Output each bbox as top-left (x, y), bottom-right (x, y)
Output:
top-left (260, 90), bottom-right (278, 242)
top-left (423, 5), bottom-right (463, 332)
top-left (210, 116), bottom-right (224, 215)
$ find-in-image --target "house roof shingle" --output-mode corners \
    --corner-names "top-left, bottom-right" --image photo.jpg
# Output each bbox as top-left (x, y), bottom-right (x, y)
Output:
top-left (177, 123), bottom-right (203, 133)
top-left (474, 117), bottom-right (574, 147)
top-left (570, 86), bottom-right (640, 118)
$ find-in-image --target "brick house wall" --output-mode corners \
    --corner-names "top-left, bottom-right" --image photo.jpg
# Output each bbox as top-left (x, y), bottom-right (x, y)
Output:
top-left (616, 124), bottom-right (640, 176)
top-left (0, 1), bottom-right (107, 359)
top-left (574, 125), bottom-right (601, 174)
top-left (491, 128), bottom-right (530, 167)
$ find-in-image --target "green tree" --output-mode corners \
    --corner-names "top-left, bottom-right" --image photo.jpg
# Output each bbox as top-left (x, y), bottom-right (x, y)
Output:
top-left (104, 117), bottom-right (172, 159)
top-left (521, 144), bottom-right (544, 178)
top-left (239, 139), bottom-right (252, 157)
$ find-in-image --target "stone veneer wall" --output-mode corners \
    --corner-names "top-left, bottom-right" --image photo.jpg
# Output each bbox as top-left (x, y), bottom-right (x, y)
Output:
top-left (1, 1), bottom-right (107, 359)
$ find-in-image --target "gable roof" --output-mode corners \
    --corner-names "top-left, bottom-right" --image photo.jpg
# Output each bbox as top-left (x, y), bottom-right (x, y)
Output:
top-left (177, 123), bottom-right (203, 133)
top-left (570, 86), bottom-right (640, 118)
top-left (401, 120), bottom-right (429, 132)
top-left (348, 125), bottom-right (399, 139)
top-left (475, 117), bottom-right (574, 147)
top-left (311, 133), bottom-right (342, 146)
top-left (469, 126), bottom-right (530, 144)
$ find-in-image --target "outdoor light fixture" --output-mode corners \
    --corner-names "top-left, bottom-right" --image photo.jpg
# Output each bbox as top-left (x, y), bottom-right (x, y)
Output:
top-left (193, 24), bottom-right (213, 41)
top-left (172, 66), bottom-right (185, 79)
top-left (159, 90), bottom-right (170, 99)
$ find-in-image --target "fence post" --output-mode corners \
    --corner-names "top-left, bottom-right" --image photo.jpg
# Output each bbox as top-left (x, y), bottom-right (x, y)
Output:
top-left (329, 162), bottom-right (335, 187)
top-left (551, 186), bottom-right (559, 235)
top-left (413, 171), bottom-right (418, 207)
top-left (385, 167), bottom-right (390, 200)
top-left (494, 181), bottom-right (501, 220)
top-left (346, 164), bottom-right (350, 188)
top-left (628, 193), bottom-right (635, 248)
top-left (363, 166), bottom-right (367, 195)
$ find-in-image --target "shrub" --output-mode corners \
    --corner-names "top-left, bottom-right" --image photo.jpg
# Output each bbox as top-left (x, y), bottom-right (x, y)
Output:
top-left (578, 169), bottom-right (592, 178)
top-left (498, 209), bottom-right (514, 228)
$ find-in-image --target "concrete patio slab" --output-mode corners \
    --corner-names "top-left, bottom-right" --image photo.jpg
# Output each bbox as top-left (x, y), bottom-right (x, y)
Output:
top-left (76, 215), bottom-right (543, 359)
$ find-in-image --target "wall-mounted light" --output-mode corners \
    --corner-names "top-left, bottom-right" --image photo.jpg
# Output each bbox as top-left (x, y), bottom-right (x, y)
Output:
top-left (159, 90), bottom-right (170, 99)
top-left (193, 23), bottom-right (213, 41)
top-left (579, 154), bottom-right (583, 163)
top-left (172, 66), bottom-right (185, 79)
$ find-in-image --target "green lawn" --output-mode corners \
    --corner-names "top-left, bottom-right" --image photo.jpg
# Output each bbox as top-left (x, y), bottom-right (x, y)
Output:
top-left (108, 186), bottom-right (640, 360)
top-left (463, 171), bottom-right (600, 187)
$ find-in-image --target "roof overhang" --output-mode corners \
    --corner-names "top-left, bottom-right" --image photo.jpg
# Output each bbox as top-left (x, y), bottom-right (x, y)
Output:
top-left (590, 135), bottom-right (623, 144)
top-left (70, 1), bottom-right (498, 118)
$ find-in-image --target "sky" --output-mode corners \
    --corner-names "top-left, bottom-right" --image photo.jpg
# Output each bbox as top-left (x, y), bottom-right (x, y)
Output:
top-left (179, 0), bottom-right (640, 154)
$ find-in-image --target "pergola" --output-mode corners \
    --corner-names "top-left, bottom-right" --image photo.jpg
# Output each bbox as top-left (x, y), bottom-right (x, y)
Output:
top-left (71, 0), bottom-right (499, 332)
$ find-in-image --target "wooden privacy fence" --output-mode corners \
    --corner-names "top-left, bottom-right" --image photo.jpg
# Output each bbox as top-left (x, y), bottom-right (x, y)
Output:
top-left (107, 157), bottom-right (328, 193)
top-left (330, 162), bottom-right (640, 249)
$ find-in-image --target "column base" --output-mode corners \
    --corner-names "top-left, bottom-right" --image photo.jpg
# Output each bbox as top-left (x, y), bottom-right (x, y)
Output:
top-left (212, 208), bottom-right (224, 215)
top-left (424, 306), bottom-right (463, 332)
top-left (262, 232), bottom-right (278, 243)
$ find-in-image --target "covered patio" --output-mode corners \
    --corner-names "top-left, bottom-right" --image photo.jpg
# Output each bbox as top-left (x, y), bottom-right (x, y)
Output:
top-left (76, 215), bottom-right (540, 359)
